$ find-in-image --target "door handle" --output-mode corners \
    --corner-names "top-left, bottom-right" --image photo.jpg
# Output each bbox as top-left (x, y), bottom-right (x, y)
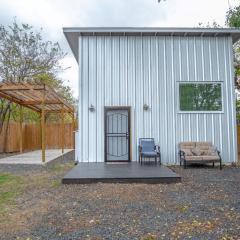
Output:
top-left (126, 132), bottom-right (129, 139)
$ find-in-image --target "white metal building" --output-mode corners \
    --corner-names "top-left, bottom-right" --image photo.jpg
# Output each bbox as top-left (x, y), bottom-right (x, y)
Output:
top-left (64, 27), bottom-right (240, 164)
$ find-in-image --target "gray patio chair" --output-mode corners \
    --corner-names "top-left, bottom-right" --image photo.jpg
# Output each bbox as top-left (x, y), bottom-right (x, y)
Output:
top-left (138, 138), bottom-right (161, 165)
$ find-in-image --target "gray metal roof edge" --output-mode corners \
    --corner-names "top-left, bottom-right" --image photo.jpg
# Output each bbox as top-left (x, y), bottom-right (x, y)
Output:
top-left (63, 27), bottom-right (240, 63)
top-left (63, 31), bottom-right (78, 62)
top-left (63, 27), bottom-right (240, 34)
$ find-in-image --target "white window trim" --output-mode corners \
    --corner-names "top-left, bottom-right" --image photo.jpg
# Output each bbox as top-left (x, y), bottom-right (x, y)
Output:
top-left (177, 81), bottom-right (224, 114)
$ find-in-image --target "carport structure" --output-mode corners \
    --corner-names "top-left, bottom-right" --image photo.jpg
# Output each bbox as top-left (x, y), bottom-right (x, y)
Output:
top-left (0, 82), bottom-right (75, 162)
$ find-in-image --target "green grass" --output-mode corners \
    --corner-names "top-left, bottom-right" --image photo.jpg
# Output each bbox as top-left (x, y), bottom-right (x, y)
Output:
top-left (0, 162), bottom-right (72, 221)
top-left (0, 174), bottom-right (18, 185)
top-left (0, 174), bottom-right (23, 217)
top-left (47, 162), bottom-right (73, 173)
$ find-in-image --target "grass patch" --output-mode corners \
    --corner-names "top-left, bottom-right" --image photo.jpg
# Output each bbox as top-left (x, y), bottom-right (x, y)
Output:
top-left (51, 179), bottom-right (61, 188)
top-left (0, 174), bottom-right (19, 185)
top-left (141, 234), bottom-right (157, 240)
top-left (0, 173), bottom-right (23, 219)
top-left (47, 162), bottom-right (73, 173)
top-left (0, 162), bottom-right (72, 222)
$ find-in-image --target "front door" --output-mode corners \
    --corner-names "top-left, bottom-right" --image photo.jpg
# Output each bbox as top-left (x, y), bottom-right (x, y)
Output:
top-left (104, 107), bottom-right (131, 162)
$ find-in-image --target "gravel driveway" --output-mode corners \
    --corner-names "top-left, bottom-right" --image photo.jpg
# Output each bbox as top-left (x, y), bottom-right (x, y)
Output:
top-left (0, 162), bottom-right (239, 240)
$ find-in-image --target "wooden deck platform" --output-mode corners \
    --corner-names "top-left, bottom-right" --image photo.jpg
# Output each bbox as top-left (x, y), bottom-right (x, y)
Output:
top-left (62, 162), bottom-right (181, 184)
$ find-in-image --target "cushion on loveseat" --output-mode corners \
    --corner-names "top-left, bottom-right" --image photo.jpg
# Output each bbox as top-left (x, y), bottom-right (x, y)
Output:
top-left (181, 148), bottom-right (194, 156)
top-left (179, 141), bottom-right (220, 162)
top-left (202, 155), bottom-right (220, 161)
top-left (195, 142), bottom-right (212, 148)
top-left (185, 156), bottom-right (203, 161)
top-left (179, 142), bottom-right (195, 149)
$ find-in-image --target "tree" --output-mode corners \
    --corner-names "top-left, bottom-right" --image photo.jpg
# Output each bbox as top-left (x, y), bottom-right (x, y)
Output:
top-left (226, 5), bottom-right (240, 90)
top-left (226, 5), bottom-right (240, 27)
top-left (0, 20), bottom-right (74, 135)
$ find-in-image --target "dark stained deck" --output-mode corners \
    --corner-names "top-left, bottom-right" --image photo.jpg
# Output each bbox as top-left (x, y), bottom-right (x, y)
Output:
top-left (62, 162), bottom-right (181, 184)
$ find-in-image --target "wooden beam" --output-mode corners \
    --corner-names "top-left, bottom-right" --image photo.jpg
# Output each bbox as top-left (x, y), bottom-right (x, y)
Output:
top-left (0, 86), bottom-right (45, 91)
top-left (45, 110), bottom-right (73, 113)
top-left (0, 91), bottom-right (41, 112)
top-left (22, 100), bottom-right (62, 105)
top-left (45, 85), bottom-right (74, 112)
top-left (19, 105), bottom-right (23, 153)
top-left (41, 92), bottom-right (46, 163)
top-left (0, 83), bottom-right (74, 113)
top-left (61, 106), bottom-right (64, 154)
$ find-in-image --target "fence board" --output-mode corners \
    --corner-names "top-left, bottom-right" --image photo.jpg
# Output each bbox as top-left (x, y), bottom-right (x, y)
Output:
top-left (0, 122), bottom-right (73, 153)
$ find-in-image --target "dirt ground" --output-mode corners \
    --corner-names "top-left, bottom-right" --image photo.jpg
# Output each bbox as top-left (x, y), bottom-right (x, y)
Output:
top-left (0, 161), bottom-right (239, 240)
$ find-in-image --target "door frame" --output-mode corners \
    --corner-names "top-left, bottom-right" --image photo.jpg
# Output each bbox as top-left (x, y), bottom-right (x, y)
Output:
top-left (104, 106), bottom-right (131, 162)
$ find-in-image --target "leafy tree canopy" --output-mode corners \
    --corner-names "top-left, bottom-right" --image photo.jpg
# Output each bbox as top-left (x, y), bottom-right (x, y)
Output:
top-left (225, 5), bottom-right (240, 90)
top-left (0, 20), bottom-right (74, 134)
top-left (226, 5), bottom-right (240, 27)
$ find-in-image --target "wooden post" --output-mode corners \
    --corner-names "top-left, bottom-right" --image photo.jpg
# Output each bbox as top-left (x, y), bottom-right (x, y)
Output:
top-left (61, 106), bottom-right (64, 154)
top-left (41, 88), bottom-right (46, 163)
top-left (19, 105), bottom-right (23, 153)
top-left (71, 113), bottom-right (75, 149)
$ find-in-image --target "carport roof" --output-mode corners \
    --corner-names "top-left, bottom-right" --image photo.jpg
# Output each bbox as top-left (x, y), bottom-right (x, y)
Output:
top-left (63, 27), bottom-right (240, 62)
top-left (0, 82), bottom-right (74, 113)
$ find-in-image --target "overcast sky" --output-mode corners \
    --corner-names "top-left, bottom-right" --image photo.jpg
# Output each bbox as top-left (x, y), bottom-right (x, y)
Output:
top-left (0, 0), bottom-right (239, 97)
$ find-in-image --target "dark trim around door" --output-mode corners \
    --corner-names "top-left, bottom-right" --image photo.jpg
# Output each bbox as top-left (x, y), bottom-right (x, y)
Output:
top-left (104, 106), bottom-right (131, 162)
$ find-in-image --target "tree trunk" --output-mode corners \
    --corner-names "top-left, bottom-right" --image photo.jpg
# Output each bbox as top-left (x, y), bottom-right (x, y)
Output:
top-left (3, 106), bottom-right (11, 152)
top-left (0, 100), bottom-right (11, 135)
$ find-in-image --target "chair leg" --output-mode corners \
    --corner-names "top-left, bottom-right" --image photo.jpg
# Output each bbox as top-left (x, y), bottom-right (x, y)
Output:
top-left (213, 162), bottom-right (215, 168)
top-left (220, 159), bottom-right (222, 170)
top-left (184, 160), bottom-right (187, 169)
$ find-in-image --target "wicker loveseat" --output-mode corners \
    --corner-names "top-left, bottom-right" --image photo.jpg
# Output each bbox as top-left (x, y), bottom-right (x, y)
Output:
top-left (178, 142), bottom-right (222, 169)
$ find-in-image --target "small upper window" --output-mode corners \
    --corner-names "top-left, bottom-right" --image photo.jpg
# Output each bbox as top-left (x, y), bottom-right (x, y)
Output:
top-left (179, 82), bottom-right (222, 112)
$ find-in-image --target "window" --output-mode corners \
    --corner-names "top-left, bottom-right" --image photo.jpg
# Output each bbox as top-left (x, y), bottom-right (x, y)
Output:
top-left (179, 82), bottom-right (222, 112)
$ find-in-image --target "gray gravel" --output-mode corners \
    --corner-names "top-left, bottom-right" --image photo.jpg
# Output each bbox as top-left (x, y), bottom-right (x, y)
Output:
top-left (0, 164), bottom-right (240, 240)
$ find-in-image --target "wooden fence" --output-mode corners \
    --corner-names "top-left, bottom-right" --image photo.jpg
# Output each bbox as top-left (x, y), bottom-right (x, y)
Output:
top-left (0, 122), bottom-right (74, 153)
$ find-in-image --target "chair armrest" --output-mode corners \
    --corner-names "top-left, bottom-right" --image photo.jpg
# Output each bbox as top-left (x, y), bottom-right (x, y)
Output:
top-left (179, 150), bottom-right (185, 157)
top-left (138, 145), bottom-right (142, 153)
top-left (155, 145), bottom-right (160, 153)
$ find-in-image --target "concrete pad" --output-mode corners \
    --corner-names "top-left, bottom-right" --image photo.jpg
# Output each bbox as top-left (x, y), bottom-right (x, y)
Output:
top-left (0, 149), bottom-right (73, 165)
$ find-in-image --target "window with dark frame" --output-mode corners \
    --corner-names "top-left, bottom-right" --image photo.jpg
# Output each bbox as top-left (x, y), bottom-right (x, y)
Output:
top-left (179, 82), bottom-right (222, 112)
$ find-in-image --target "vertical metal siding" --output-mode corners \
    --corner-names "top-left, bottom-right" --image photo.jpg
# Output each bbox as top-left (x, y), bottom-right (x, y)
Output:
top-left (77, 35), bottom-right (237, 163)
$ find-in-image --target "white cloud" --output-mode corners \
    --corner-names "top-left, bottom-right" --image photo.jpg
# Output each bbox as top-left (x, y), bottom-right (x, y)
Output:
top-left (0, 0), bottom-right (238, 97)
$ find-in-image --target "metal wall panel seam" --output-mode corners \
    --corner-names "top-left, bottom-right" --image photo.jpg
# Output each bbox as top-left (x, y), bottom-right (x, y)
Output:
top-left (208, 39), bottom-right (215, 145)
top-left (193, 37), bottom-right (199, 141)
top-left (223, 37), bottom-right (231, 162)
top-left (155, 36), bottom-right (160, 148)
top-left (216, 38), bottom-right (223, 152)
top-left (163, 36), bottom-right (168, 163)
top-left (78, 36), bottom-right (82, 162)
top-left (179, 37), bottom-right (184, 143)
top-left (148, 37), bottom-right (152, 139)
top-left (95, 37), bottom-right (98, 162)
top-left (228, 37), bottom-right (237, 162)
top-left (87, 36), bottom-right (90, 162)
top-left (171, 37), bottom-right (177, 164)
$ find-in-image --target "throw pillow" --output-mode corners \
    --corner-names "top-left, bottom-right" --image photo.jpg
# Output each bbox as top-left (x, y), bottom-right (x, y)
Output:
top-left (191, 148), bottom-right (203, 156)
top-left (182, 149), bottom-right (193, 156)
